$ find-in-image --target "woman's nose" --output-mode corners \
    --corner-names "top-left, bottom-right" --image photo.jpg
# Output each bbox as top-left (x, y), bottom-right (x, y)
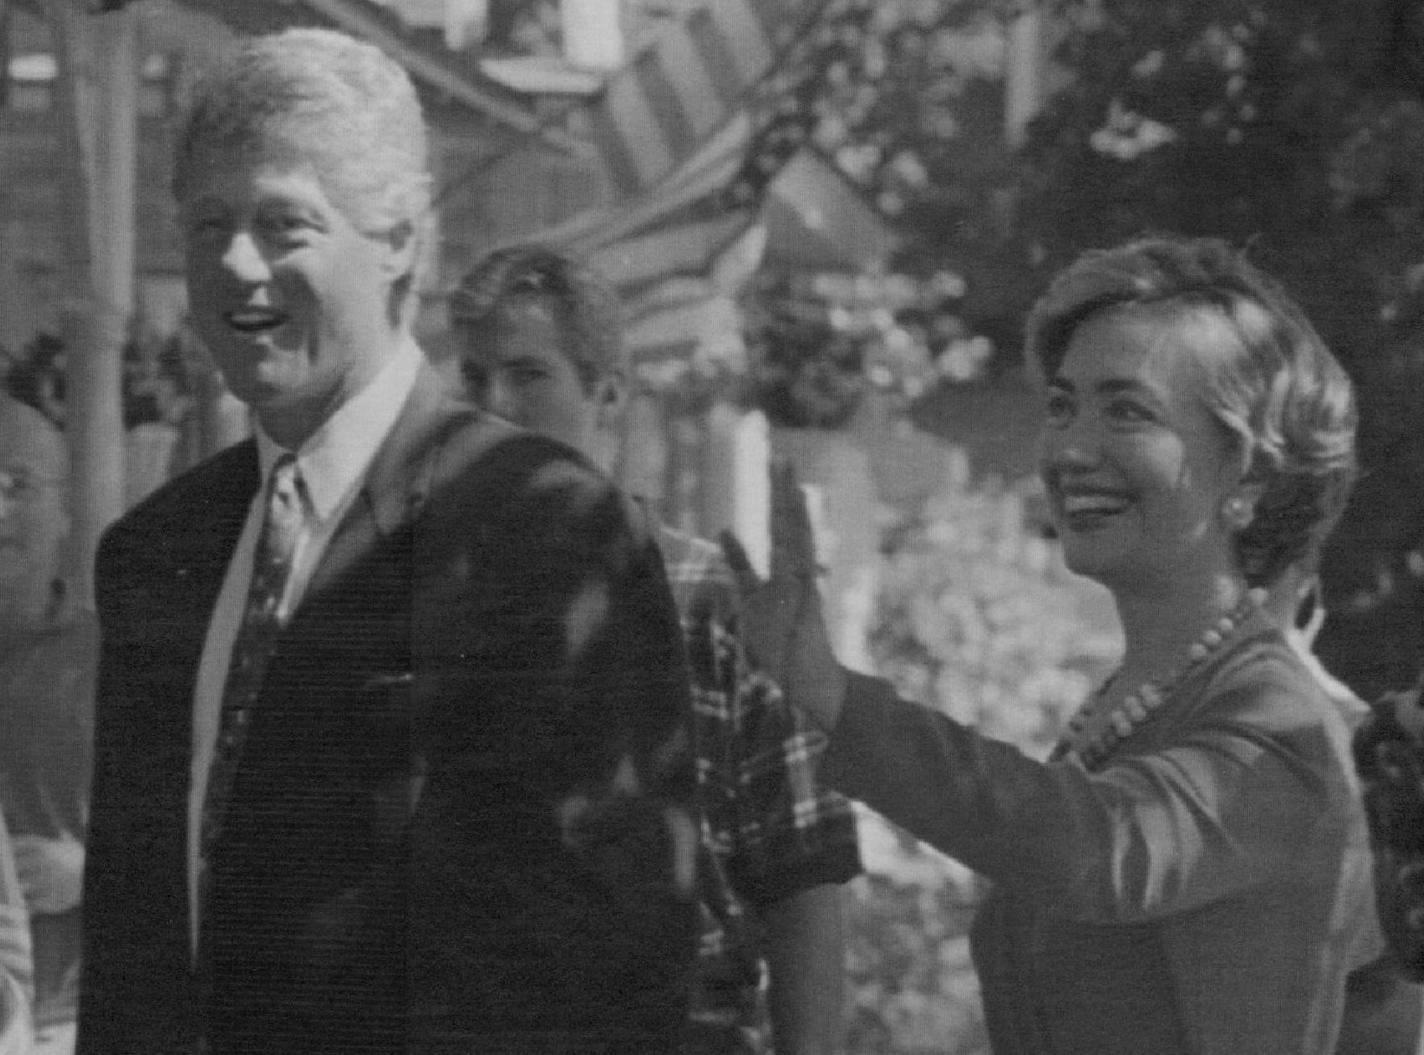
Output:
top-left (1038, 415), bottom-right (1101, 470)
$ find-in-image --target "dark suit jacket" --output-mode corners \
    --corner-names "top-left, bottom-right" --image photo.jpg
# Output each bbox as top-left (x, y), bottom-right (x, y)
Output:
top-left (77, 365), bottom-right (696, 1054)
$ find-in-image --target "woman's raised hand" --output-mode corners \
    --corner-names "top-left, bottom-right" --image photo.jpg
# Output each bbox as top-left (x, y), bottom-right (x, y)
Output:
top-left (719, 461), bottom-right (847, 729)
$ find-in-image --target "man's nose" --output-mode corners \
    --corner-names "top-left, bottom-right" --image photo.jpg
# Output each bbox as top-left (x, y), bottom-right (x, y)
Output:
top-left (485, 379), bottom-right (519, 422)
top-left (219, 230), bottom-right (272, 283)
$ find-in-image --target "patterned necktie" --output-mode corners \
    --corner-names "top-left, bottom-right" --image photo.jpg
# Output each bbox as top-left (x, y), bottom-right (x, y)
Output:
top-left (199, 452), bottom-right (305, 875)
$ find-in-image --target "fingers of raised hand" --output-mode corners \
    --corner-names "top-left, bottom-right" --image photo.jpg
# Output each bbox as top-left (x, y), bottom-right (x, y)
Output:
top-left (768, 460), bottom-right (817, 585)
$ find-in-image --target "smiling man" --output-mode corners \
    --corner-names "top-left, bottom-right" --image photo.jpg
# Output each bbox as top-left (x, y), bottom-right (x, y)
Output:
top-left (78, 28), bottom-right (696, 1055)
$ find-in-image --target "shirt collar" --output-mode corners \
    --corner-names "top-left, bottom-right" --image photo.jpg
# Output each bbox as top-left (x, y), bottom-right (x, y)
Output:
top-left (255, 336), bottom-right (425, 522)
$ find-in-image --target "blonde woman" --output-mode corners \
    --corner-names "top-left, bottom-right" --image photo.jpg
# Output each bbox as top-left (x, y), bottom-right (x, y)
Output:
top-left (729, 235), bottom-right (1371, 1054)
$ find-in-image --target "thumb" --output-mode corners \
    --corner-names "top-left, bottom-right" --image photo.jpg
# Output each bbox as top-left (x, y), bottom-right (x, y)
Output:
top-left (718, 529), bottom-right (760, 591)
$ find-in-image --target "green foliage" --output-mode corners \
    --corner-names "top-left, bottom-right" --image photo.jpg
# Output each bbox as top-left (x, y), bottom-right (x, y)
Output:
top-left (744, 270), bottom-right (992, 429)
top-left (1012, 0), bottom-right (1424, 695)
top-left (868, 483), bottom-right (1116, 747)
top-left (747, 309), bottom-right (868, 430)
top-left (794, 0), bottom-right (1424, 693)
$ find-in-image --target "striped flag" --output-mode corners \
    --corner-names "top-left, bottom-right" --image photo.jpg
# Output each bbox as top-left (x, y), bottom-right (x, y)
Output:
top-left (580, 0), bottom-right (833, 203)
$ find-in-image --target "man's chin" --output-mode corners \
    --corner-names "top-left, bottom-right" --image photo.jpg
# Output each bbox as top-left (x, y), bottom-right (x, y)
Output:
top-left (217, 358), bottom-right (303, 410)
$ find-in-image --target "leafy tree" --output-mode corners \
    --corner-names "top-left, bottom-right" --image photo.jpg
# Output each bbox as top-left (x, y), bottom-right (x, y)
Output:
top-left (799, 0), bottom-right (1424, 696)
top-left (1014, 0), bottom-right (1424, 696)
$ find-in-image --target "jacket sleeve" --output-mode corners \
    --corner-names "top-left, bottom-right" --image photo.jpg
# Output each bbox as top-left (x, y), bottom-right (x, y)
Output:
top-left (78, 512), bottom-right (214, 1054)
top-left (822, 663), bottom-right (1351, 924)
top-left (408, 435), bottom-right (697, 1044)
top-left (414, 444), bottom-right (694, 821)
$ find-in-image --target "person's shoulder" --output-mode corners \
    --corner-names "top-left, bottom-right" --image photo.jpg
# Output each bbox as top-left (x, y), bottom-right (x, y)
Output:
top-left (655, 524), bottom-right (734, 587)
top-left (102, 440), bottom-right (257, 549)
top-left (430, 411), bottom-right (651, 545)
top-left (1204, 624), bottom-right (1352, 741)
top-left (436, 408), bottom-right (601, 493)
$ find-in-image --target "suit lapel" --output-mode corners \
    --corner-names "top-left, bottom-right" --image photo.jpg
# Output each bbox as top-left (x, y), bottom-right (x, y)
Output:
top-left (168, 441), bottom-right (261, 686)
top-left (300, 363), bottom-right (460, 606)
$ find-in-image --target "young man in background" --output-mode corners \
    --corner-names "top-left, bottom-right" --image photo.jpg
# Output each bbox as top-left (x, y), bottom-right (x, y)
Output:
top-left (452, 245), bottom-right (863, 1055)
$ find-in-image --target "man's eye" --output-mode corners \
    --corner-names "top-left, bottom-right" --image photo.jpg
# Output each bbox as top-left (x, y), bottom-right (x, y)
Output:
top-left (257, 215), bottom-right (311, 240)
top-left (185, 215), bottom-right (229, 240)
top-left (1044, 391), bottom-right (1074, 427)
top-left (459, 361), bottom-right (489, 396)
top-left (508, 366), bottom-right (547, 385)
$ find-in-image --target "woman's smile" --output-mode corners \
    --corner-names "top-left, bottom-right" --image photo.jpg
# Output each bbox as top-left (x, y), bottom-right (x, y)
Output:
top-left (1053, 481), bottom-right (1134, 529)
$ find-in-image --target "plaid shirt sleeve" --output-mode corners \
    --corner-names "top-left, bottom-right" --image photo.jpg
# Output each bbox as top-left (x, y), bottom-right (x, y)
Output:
top-left (660, 527), bottom-right (861, 911)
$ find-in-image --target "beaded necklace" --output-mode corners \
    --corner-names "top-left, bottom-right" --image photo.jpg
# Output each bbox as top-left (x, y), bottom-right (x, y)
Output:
top-left (1060, 587), bottom-right (1268, 767)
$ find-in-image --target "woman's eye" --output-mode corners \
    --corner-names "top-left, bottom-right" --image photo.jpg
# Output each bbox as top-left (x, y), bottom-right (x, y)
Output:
top-left (508, 366), bottom-right (547, 385)
top-left (1105, 399), bottom-right (1152, 424)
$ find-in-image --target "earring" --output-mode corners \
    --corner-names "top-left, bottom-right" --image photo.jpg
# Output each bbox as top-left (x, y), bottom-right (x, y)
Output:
top-left (1222, 497), bottom-right (1252, 529)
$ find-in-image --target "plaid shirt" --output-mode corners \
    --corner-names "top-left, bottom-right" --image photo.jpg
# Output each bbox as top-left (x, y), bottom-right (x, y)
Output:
top-left (657, 526), bottom-right (861, 1055)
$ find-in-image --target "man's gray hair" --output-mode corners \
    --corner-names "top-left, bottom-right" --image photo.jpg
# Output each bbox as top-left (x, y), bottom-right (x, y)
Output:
top-left (171, 27), bottom-right (432, 232)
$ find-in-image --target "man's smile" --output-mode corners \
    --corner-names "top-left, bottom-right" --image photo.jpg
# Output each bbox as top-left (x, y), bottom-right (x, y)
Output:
top-left (224, 307), bottom-right (289, 334)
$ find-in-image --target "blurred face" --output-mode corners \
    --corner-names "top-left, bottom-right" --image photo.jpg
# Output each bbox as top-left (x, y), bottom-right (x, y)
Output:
top-left (179, 145), bottom-right (409, 444)
top-left (457, 296), bottom-right (601, 457)
top-left (1038, 305), bottom-right (1242, 595)
top-left (0, 403), bottom-right (68, 589)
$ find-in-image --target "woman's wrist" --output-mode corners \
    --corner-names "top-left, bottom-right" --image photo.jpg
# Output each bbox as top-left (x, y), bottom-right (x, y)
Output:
top-left (788, 629), bottom-right (849, 732)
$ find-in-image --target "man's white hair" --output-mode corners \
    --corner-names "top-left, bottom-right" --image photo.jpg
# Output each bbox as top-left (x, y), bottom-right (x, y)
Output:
top-left (171, 27), bottom-right (432, 233)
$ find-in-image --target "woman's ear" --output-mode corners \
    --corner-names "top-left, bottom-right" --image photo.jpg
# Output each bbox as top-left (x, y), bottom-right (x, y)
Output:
top-left (593, 371), bottom-right (628, 432)
top-left (1221, 477), bottom-right (1267, 531)
top-left (378, 219), bottom-right (420, 282)
top-left (1219, 440), bottom-right (1268, 529)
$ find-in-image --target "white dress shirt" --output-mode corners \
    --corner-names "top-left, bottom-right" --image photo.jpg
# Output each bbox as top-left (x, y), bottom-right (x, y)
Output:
top-left (187, 338), bottom-right (424, 952)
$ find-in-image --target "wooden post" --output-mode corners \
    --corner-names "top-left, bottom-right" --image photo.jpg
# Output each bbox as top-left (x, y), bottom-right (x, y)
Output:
top-left (700, 401), bottom-right (770, 576)
top-left (1005, 4), bottom-right (1041, 148)
top-left (561, 0), bottom-right (623, 72)
top-left (49, 0), bottom-right (135, 606)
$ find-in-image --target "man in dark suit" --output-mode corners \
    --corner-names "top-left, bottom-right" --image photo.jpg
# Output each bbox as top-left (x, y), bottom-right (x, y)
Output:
top-left (77, 27), bottom-right (696, 1054)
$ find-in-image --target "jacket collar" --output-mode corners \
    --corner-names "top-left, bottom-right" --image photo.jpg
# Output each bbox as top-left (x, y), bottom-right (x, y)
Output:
top-left (358, 360), bottom-right (469, 537)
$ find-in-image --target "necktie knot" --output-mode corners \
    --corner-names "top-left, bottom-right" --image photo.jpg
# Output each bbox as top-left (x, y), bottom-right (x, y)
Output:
top-left (251, 454), bottom-right (304, 614)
